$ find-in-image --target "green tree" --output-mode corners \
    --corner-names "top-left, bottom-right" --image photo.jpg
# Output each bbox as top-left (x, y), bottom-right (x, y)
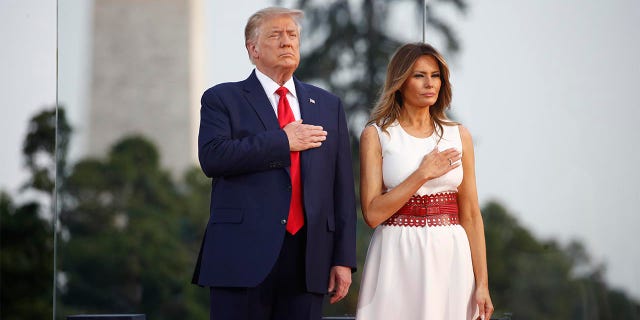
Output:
top-left (58, 136), bottom-right (208, 319)
top-left (483, 201), bottom-right (640, 319)
top-left (0, 193), bottom-right (53, 319)
top-left (22, 108), bottom-right (72, 195)
top-left (288, 0), bottom-right (466, 137)
top-left (0, 107), bottom-right (69, 319)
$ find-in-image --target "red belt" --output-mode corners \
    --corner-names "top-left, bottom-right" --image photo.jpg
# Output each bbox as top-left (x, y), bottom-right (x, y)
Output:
top-left (382, 192), bottom-right (459, 227)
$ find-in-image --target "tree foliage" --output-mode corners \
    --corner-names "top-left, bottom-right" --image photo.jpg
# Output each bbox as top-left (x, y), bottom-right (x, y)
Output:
top-left (21, 108), bottom-right (71, 194)
top-left (0, 107), bottom-right (64, 319)
top-left (58, 136), bottom-right (209, 319)
top-left (285, 0), bottom-right (467, 138)
top-left (1, 193), bottom-right (53, 319)
top-left (482, 201), bottom-right (640, 320)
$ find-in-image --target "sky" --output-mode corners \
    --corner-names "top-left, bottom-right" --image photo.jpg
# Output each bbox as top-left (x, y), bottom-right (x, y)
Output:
top-left (2, 0), bottom-right (639, 301)
top-left (449, 0), bottom-right (640, 299)
top-left (0, 0), bottom-right (56, 196)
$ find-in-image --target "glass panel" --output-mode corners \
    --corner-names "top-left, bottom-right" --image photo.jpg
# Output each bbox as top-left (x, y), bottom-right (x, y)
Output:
top-left (57, 0), bottom-right (210, 318)
top-left (52, 0), bottom-right (251, 316)
top-left (1, 1), bottom-right (56, 320)
top-left (53, 1), bottom-right (640, 319)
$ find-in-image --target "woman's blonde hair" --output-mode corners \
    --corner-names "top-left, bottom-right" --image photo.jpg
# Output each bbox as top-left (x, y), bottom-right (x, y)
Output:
top-left (369, 42), bottom-right (455, 139)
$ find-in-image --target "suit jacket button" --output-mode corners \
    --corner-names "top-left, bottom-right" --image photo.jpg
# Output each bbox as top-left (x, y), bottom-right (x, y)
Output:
top-left (281, 219), bottom-right (287, 225)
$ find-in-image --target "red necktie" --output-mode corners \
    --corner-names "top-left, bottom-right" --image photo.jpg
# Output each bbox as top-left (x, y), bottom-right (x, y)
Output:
top-left (275, 86), bottom-right (304, 235)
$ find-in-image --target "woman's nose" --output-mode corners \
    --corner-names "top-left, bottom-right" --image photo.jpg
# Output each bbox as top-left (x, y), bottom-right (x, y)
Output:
top-left (425, 79), bottom-right (433, 88)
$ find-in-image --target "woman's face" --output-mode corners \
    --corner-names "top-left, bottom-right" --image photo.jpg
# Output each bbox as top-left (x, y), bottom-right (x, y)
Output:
top-left (400, 55), bottom-right (441, 109)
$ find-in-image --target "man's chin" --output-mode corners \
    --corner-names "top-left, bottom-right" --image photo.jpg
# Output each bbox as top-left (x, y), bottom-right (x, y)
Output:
top-left (280, 57), bottom-right (299, 64)
top-left (279, 61), bottom-right (299, 70)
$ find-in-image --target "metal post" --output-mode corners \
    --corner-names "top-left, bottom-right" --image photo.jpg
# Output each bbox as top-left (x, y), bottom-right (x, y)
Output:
top-left (422, 0), bottom-right (428, 42)
top-left (53, 1), bottom-right (60, 319)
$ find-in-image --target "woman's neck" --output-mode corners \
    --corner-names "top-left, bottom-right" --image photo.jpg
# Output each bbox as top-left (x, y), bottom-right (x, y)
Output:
top-left (400, 107), bottom-right (433, 129)
top-left (399, 107), bottom-right (434, 137)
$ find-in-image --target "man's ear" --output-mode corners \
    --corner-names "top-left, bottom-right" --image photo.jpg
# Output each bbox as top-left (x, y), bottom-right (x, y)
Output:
top-left (247, 42), bottom-right (259, 60)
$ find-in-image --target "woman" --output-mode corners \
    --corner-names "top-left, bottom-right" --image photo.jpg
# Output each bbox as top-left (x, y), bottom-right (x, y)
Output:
top-left (356, 43), bottom-right (493, 320)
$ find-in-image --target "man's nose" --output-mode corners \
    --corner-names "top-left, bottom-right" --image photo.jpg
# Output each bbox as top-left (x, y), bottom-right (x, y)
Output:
top-left (281, 34), bottom-right (293, 47)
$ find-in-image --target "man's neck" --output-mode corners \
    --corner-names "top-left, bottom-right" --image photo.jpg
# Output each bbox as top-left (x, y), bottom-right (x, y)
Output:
top-left (256, 67), bottom-right (294, 86)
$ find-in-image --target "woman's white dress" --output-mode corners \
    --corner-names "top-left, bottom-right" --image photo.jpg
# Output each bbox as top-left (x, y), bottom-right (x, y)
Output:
top-left (356, 122), bottom-right (479, 320)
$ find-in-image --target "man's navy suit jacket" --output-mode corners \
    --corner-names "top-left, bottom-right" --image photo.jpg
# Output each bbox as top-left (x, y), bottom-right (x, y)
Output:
top-left (192, 71), bottom-right (357, 294)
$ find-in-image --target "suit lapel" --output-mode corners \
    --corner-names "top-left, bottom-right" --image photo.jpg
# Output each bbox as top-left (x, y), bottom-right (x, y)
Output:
top-left (242, 71), bottom-right (280, 130)
top-left (294, 78), bottom-right (319, 123)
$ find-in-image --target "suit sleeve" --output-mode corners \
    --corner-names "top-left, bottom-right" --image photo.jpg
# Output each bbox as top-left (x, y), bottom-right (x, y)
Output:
top-left (198, 88), bottom-right (291, 178)
top-left (331, 99), bottom-right (357, 270)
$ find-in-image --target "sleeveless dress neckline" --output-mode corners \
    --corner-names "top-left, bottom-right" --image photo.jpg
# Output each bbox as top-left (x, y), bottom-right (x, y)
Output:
top-left (396, 121), bottom-right (437, 140)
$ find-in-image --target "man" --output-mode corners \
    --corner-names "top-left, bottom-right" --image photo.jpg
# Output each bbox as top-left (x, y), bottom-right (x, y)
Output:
top-left (192, 7), bottom-right (357, 320)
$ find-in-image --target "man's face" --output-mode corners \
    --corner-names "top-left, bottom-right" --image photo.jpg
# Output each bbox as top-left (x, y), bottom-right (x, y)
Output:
top-left (250, 15), bottom-right (300, 75)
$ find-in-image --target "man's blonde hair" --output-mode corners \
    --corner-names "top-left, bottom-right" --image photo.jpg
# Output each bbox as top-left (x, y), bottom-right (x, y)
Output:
top-left (244, 7), bottom-right (304, 64)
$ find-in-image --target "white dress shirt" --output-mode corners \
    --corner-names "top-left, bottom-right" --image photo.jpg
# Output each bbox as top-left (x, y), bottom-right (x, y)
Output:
top-left (254, 68), bottom-right (301, 121)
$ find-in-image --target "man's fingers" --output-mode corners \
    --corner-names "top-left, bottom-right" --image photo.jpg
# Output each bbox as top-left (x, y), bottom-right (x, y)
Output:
top-left (304, 130), bottom-right (327, 139)
top-left (328, 266), bottom-right (351, 304)
top-left (297, 125), bottom-right (326, 139)
top-left (307, 133), bottom-right (327, 141)
top-left (328, 275), bottom-right (343, 304)
top-left (335, 286), bottom-right (350, 303)
top-left (303, 124), bottom-right (324, 131)
top-left (285, 121), bottom-right (329, 151)
top-left (295, 125), bottom-right (327, 149)
top-left (294, 122), bottom-right (324, 131)
top-left (330, 285), bottom-right (346, 304)
top-left (327, 268), bottom-right (336, 293)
